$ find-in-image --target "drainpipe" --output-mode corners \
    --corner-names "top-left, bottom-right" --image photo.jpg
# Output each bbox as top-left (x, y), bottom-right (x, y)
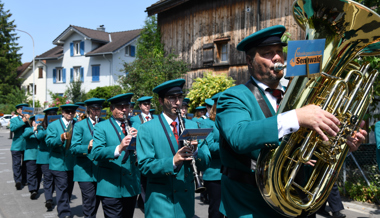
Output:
top-left (103, 54), bottom-right (112, 86)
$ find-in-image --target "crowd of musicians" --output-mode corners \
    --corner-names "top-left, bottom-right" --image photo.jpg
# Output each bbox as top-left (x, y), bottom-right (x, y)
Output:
top-left (9, 25), bottom-right (366, 218)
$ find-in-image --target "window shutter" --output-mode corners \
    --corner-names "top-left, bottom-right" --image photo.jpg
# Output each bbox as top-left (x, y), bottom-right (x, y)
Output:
top-left (80, 67), bottom-right (84, 82)
top-left (92, 66), bottom-right (100, 82)
top-left (70, 68), bottom-right (74, 82)
top-left (53, 69), bottom-right (56, 83)
top-left (34, 85), bottom-right (37, 95)
top-left (62, 68), bottom-right (66, 83)
top-left (80, 41), bottom-right (84, 55)
top-left (70, 43), bottom-right (74, 56)
top-left (130, 45), bottom-right (135, 57)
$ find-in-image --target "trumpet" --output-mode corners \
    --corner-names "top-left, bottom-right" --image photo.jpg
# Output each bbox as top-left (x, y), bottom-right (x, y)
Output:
top-left (176, 108), bottom-right (206, 193)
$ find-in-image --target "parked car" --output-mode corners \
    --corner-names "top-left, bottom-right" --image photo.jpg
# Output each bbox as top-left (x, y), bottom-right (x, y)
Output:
top-left (0, 114), bottom-right (12, 127)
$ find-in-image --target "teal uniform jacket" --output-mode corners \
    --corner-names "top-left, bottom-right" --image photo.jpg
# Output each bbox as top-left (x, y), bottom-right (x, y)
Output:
top-left (70, 118), bottom-right (103, 182)
top-left (191, 117), bottom-right (206, 125)
top-left (375, 122), bottom-right (380, 171)
top-left (92, 116), bottom-right (140, 198)
top-left (130, 114), bottom-right (158, 129)
top-left (46, 118), bottom-right (76, 171)
top-left (36, 126), bottom-right (50, 164)
top-left (199, 119), bottom-right (222, 181)
top-left (22, 127), bottom-right (39, 161)
top-left (215, 82), bottom-right (284, 218)
top-left (10, 116), bottom-right (27, 151)
top-left (136, 114), bottom-right (211, 218)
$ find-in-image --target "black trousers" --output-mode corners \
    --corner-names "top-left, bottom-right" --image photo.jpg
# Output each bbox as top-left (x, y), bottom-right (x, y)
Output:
top-left (100, 195), bottom-right (137, 218)
top-left (318, 183), bottom-right (344, 213)
top-left (11, 150), bottom-right (27, 184)
top-left (204, 180), bottom-right (224, 218)
top-left (51, 170), bottom-right (74, 218)
top-left (40, 164), bottom-right (54, 201)
top-left (25, 160), bottom-right (41, 192)
top-left (78, 182), bottom-right (100, 218)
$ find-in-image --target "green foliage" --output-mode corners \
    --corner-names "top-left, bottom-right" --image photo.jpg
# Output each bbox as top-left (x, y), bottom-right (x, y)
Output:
top-left (281, 32), bottom-right (291, 54)
top-left (118, 16), bottom-right (189, 114)
top-left (27, 99), bottom-right (41, 108)
top-left (86, 85), bottom-right (125, 108)
top-left (186, 72), bottom-right (235, 112)
top-left (342, 180), bottom-right (380, 203)
top-left (0, 2), bottom-right (23, 101)
top-left (65, 81), bottom-right (87, 103)
top-left (0, 86), bottom-right (29, 113)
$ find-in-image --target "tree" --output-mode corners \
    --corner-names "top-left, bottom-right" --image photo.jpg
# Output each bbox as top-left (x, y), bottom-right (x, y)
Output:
top-left (186, 72), bottom-right (235, 112)
top-left (0, 87), bottom-right (29, 113)
top-left (86, 85), bottom-right (124, 108)
top-left (65, 81), bottom-right (87, 103)
top-left (0, 1), bottom-right (23, 104)
top-left (118, 16), bottom-right (189, 113)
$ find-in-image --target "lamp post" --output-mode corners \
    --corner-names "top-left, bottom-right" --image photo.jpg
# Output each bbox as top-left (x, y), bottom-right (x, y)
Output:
top-left (8, 28), bottom-right (35, 108)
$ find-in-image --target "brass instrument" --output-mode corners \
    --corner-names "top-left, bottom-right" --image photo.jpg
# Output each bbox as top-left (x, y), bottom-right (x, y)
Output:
top-left (255, 0), bottom-right (380, 217)
top-left (65, 121), bottom-right (74, 150)
top-left (176, 108), bottom-right (206, 193)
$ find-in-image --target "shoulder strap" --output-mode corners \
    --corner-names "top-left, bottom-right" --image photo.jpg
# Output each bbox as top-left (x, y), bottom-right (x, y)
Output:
top-left (244, 79), bottom-right (272, 119)
top-left (58, 118), bottom-right (66, 132)
top-left (109, 118), bottom-right (123, 143)
top-left (158, 115), bottom-right (176, 156)
top-left (86, 118), bottom-right (94, 136)
top-left (139, 114), bottom-right (144, 123)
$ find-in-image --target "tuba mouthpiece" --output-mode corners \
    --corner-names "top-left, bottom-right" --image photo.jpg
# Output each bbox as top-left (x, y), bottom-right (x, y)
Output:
top-left (274, 63), bottom-right (286, 72)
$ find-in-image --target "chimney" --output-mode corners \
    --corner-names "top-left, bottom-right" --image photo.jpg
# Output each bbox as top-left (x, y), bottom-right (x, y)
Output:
top-left (97, 25), bottom-right (105, 32)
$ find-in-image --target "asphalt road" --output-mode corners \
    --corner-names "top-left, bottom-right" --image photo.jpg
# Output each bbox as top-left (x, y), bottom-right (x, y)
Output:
top-left (0, 127), bottom-right (378, 218)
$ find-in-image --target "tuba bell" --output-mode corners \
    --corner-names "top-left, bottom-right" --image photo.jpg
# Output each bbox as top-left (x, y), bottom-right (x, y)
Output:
top-left (255, 0), bottom-right (380, 217)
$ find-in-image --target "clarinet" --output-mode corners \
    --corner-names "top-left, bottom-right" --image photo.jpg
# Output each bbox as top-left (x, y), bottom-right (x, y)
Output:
top-left (121, 113), bottom-right (134, 164)
top-left (176, 109), bottom-right (206, 193)
top-left (95, 116), bottom-right (99, 125)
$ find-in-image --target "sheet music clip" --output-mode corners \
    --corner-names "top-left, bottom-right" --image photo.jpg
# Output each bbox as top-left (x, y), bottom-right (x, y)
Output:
top-left (178, 128), bottom-right (213, 141)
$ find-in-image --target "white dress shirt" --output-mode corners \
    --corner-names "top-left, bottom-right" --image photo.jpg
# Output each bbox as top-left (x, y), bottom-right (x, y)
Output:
top-left (251, 77), bottom-right (299, 139)
top-left (60, 117), bottom-right (72, 142)
top-left (141, 112), bottom-right (152, 122)
top-left (114, 118), bottom-right (130, 157)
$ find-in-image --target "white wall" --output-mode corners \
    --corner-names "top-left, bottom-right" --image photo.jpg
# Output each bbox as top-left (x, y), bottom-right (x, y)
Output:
top-left (20, 60), bottom-right (47, 106)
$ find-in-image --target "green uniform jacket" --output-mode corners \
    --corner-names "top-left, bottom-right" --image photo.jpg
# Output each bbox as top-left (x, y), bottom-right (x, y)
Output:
top-left (92, 116), bottom-right (140, 198)
top-left (70, 118), bottom-right (103, 182)
top-left (36, 126), bottom-right (50, 164)
top-left (130, 114), bottom-right (158, 130)
top-left (215, 82), bottom-right (284, 218)
top-left (191, 117), bottom-right (205, 125)
top-left (46, 118), bottom-right (76, 171)
top-left (375, 122), bottom-right (380, 171)
top-left (136, 114), bottom-right (211, 218)
top-left (199, 119), bottom-right (222, 181)
top-left (10, 116), bottom-right (27, 151)
top-left (22, 127), bottom-right (39, 161)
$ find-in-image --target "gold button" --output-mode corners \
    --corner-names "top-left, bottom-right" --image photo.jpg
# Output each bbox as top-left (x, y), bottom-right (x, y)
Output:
top-left (83, 153), bottom-right (86, 155)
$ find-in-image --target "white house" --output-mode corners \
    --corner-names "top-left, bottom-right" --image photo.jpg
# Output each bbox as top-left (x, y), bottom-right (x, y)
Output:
top-left (33, 25), bottom-right (141, 102)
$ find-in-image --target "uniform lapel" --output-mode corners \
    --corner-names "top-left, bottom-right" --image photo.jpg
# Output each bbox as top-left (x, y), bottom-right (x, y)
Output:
top-left (159, 113), bottom-right (179, 154)
top-left (110, 116), bottom-right (124, 141)
top-left (250, 78), bottom-right (276, 116)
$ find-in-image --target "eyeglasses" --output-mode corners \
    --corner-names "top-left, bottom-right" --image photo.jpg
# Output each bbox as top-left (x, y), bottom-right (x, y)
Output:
top-left (166, 95), bottom-right (184, 102)
top-left (115, 105), bottom-right (130, 110)
top-left (64, 110), bottom-right (76, 114)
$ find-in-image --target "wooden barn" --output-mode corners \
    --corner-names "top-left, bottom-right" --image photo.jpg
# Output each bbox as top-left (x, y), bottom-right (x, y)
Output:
top-left (146, 0), bottom-right (306, 89)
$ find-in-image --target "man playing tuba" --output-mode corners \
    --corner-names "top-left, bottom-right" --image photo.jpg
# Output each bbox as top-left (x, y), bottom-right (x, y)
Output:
top-left (215, 25), bottom-right (367, 218)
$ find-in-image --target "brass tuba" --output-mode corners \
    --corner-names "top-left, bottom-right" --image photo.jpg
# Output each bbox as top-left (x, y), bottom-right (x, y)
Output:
top-left (255, 0), bottom-right (380, 217)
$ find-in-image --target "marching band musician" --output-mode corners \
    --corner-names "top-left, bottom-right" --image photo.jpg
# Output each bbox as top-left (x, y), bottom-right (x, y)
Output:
top-left (192, 106), bottom-right (208, 124)
top-left (198, 93), bottom-right (223, 218)
top-left (180, 97), bottom-right (190, 118)
top-left (70, 98), bottom-right (105, 218)
top-left (10, 103), bottom-right (29, 190)
top-left (46, 104), bottom-right (78, 218)
top-left (22, 115), bottom-right (41, 200)
top-left (129, 96), bottom-right (157, 129)
top-left (36, 107), bottom-right (59, 210)
top-left (91, 93), bottom-right (140, 218)
top-left (215, 25), bottom-right (367, 218)
top-left (136, 79), bottom-right (211, 218)
top-left (74, 102), bottom-right (86, 122)
top-left (205, 98), bottom-right (214, 118)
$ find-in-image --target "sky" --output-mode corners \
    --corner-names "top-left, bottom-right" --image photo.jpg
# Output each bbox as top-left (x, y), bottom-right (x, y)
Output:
top-left (3, 0), bottom-right (158, 63)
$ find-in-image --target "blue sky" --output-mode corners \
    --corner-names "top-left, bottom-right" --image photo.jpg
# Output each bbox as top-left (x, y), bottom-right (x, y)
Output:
top-left (3, 0), bottom-right (158, 63)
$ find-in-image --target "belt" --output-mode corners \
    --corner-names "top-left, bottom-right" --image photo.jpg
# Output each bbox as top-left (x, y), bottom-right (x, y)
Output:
top-left (221, 165), bottom-right (257, 187)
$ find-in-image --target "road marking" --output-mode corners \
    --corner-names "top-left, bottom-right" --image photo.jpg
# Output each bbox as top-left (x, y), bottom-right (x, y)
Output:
top-left (21, 193), bottom-right (30, 197)
top-left (6, 180), bottom-right (14, 183)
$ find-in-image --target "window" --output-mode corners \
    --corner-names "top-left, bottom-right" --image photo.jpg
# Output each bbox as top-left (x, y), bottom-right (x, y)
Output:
top-left (27, 84), bottom-right (36, 94)
top-left (74, 67), bottom-right (81, 81)
top-left (57, 68), bottom-right (63, 82)
top-left (57, 93), bottom-right (63, 97)
top-left (125, 45), bottom-right (135, 57)
top-left (221, 44), bottom-right (228, 62)
top-left (74, 41), bottom-right (81, 55)
top-left (38, 68), bottom-right (43, 78)
top-left (92, 65), bottom-right (100, 82)
top-left (214, 37), bottom-right (230, 65)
